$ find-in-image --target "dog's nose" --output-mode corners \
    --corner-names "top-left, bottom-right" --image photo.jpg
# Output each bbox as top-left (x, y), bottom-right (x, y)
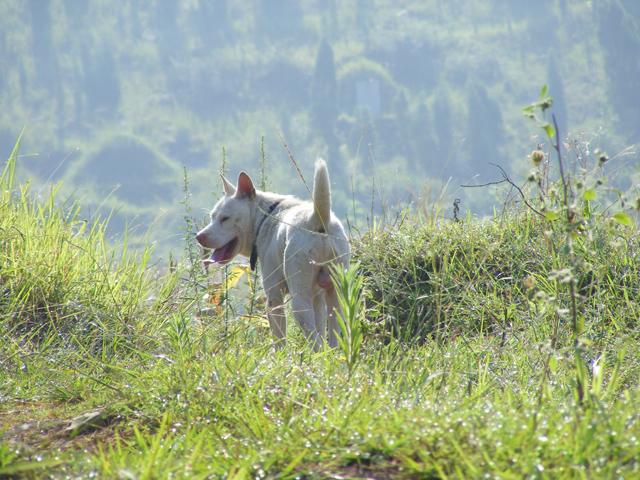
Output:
top-left (195, 230), bottom-right (207, 246)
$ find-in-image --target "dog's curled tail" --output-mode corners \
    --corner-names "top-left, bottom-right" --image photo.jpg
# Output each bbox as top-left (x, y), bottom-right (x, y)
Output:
top-left (312, 158), bottom-right (331, 229)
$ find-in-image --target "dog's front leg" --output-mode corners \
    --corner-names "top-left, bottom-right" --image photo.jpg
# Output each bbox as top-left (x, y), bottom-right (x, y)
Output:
top-left (266, 290), bottom-right (287, 349)
top-left (262, 264), bottom-right (288, 349)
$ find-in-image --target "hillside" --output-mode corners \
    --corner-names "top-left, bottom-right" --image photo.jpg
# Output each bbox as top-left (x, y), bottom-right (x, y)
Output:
top-left (2, 125), bottom-right (640, 477)
top-left (1, 0), bottom-right (639, 255)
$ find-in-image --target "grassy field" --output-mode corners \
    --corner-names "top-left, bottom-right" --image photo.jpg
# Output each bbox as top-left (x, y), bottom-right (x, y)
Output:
top-left (1, 133), bottom-right (640, 479)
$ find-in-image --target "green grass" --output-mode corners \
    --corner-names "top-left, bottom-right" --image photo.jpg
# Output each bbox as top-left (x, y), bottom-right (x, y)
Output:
top-left (1, 137), bottom-right (640, 479)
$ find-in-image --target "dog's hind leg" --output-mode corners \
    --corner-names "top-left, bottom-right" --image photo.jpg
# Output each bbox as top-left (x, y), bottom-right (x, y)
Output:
top-left (313, 291), bottom-right (327, 342)
top-left (290, 293), bottom-right (323, 351)
top-left (326, 287), bottom-right (340, 348)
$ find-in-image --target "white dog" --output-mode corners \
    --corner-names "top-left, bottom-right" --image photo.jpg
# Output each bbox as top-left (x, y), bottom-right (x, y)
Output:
top-left (196, 159), bottom-right (350, 350)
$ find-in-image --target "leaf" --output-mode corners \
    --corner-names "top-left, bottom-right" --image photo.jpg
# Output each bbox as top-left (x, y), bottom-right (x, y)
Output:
top-left (612, 211), bottom-right (634, 227)
top-left (225, 265), bottom-right (250, 290)
top-left (207, 282), bottom-right (223, 306)
top-left (583, 189), bottom-right (596, 201)
top-left (549, 355), bottom-right (558, 373)
top-left (0, 458), bottom-right (64, 476)
top-left (65, 408), bottom-right (110, 437)
top-left (540, 84), bottom-right (548, 99)
top-left (542, 122), bottom-right (555, 139)
top-left (522, 104), bottom-right (536, 119)
top-left (279, 449), bottom-right (309, 476)
top-left (544, 210), bottom-right (559, 221)
top-left (240, 314), bottom-right (269, 328)
top-left (207, 265), bottom-right (251, 309)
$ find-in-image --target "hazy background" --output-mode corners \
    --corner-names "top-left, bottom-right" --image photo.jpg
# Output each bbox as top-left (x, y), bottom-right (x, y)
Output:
top-left (1, 0), bottom-right (638, 256)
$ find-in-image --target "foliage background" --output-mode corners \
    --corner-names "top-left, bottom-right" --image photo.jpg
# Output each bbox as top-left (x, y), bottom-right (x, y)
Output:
top-left (0, 0), bottom-right (638, 253)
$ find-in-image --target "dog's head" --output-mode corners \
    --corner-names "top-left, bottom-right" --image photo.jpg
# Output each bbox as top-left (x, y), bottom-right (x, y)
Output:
top-left (196, 172), bottom-right (256, 265)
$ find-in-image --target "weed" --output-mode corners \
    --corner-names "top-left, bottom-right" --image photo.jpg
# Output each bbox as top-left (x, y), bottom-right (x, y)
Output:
top-left (331, 263), bottom-right (364, 376)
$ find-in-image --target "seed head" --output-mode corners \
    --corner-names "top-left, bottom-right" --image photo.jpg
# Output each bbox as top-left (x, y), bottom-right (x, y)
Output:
top-left (598, 153), bottom-right (609, 166)
top-left (530, 149), bottom-right (545, 166)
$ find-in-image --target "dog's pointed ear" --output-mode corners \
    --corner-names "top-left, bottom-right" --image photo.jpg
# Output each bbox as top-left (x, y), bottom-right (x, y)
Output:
top-left (236, 172), bottom-right (256, 199)
top-left (221, 174), bottom-right (235, 196)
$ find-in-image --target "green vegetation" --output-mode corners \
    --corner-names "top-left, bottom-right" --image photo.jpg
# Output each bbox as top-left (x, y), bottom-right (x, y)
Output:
top-left (2, 0), bottom-right (639, 475)
top-left (2, 100), bottom-right (640, 477)
top-left (1, 0), bottom-right (638, 255)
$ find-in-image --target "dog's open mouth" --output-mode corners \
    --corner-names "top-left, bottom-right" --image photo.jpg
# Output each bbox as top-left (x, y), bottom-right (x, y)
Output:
top-left (203, 237), bottom-right (238, 266)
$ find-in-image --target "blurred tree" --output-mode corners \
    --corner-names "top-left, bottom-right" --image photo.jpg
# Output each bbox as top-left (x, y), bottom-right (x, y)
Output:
top-left (312, 40), bottom-right (343, 182)
top-left (559, 0), bottom-right (568, 18)
top-left (0, 129), bottom-right (15, 163)
top-left (432, 89), bottom-right (453, 172)
top-left (27, 0), bottom-right (55, 84)
top-left (356, 0), bottom-right (372, 44)
top-left (391, 92), bottom-right (411, 160)
top-left (596, 0), bottom-right (640, 142)
top-left (465, 83), bottom-right (505, 173)
top-left (0, 0), bottom-right (635, 234)
top-left (127, 0), bottom-right (143, 39)
top-left (348, 109), bottom-right (378, 166)
top-left (152, 0), bottom-right (184, 55)
top-left (193, 0), bottom-right (229, 48)
top-left (507, 0), bottom-right (554, 19)
top-left (78, 136), bottom-right (175, 203)
top-left (410, 102), bottom-right (436, 173)
top-left (546, 55), bottom-right (568, 138)
top-left (152, 0), bottom-right (186, 98)
top-left (620, 0), bottom-right (640, 17)
top-left (319, 0), bottom-right (338, 41)
top-left (312, 42), bottom-right (338, 139)
top-left (0, 35), bottom-right (5, 94)
top-left (524, 2), bottom-right (559, 53)
top-left (28, 0), bottom-right (64, 143)
top-left (337, 59), bottom-right (396, 117)
top-left (256, 0), bottom-right (303, 41)
top-left (258, 60), bottom-right (309, 108)
top-left (365, 91), bottom-right (411, 168)
top-left (81, 45), bottom-right (121, 117)
top-left (369, 39), bottom-right (439, 92)
top-left (62, 0), bottom-right (89, 24)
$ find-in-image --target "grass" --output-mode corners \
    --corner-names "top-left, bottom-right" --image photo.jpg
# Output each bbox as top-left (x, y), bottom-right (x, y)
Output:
top-left (1, 135), bottom-right (640, 479)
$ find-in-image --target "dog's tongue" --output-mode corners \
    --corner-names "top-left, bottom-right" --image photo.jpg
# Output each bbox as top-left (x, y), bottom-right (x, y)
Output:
top-left (212, 245), bottom-right (233, 263)
top-left (204, 238), bottom-right (237, 266)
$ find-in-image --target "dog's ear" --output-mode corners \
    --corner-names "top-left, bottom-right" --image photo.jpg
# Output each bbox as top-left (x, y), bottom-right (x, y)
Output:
top-left (236, 172), bottom-right (256, 199)
top-left (221, 174), bottom-right (235, 196)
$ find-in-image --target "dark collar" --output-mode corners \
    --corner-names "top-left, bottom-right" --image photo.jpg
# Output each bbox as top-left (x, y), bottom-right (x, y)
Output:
top-left (250, 200), bottom-right (283, 271)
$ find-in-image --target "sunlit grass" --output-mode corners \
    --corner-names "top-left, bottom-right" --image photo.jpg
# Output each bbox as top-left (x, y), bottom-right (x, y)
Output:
top-left (1, 136), bottom-right (640, 478)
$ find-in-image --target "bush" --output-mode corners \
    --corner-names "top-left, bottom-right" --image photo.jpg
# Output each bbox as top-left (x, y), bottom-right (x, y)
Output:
top-left (354, 210), bottom-right (639, 343)
top-left (0, 137), bottom-right (172, 357)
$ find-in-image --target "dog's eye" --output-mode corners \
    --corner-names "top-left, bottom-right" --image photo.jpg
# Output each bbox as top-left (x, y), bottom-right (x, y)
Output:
top-left (220, 216), bottom-right (229, 223)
